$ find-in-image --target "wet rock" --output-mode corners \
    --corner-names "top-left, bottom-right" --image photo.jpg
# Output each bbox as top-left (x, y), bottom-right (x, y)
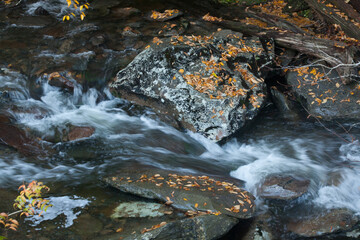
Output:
top-left (90, 35), bottom-right (105, 46)
top-left (131, 214), bottom-right (238, 240)
top-left (110, 7), bottom-right (141, 19)
top-left (234, 213), bottom-right (273, 240)
top-left (47, 72), bottom-right (75, 91)
top-left (58, 39), bottom-right (74, 54)
top-left (34, 6), bottom-right (50, 16)
top-left (68, 23), bottom-right (99, 37)
top-left (9, 16), bottom-right (53, 28)
top-left (110, 30), bottom-right (271, 141)
top-left (270, 87), bottom-right (300, 120)
top-left (0, 114), bottom-right (48, 157)
top-left (104, 167), bottom-right (255, 219)
top-left (111, 201), bottom-right (173, 218)
top-left (287, 209), bottom-right (359, 237)
top-left (67, 126), bottom-right (95, 141)
top-left (286, 64), bottom-right (360, 120)
top-left (121, 26), bottom-right (142, 37)
top-left (258, 175), bottom-right (310, 200)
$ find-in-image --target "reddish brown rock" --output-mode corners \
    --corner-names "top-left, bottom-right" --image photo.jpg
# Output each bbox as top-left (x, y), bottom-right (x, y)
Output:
top-left (67, 126), bottom-right (95, 141)
top-left (0, 119), bottom-right (47, 157)
top-left (47, 72), bottom-right (74, 91)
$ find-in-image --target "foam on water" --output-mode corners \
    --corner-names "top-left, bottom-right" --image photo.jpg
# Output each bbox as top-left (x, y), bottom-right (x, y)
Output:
top-left (27, 195), bottom-right (90, 228)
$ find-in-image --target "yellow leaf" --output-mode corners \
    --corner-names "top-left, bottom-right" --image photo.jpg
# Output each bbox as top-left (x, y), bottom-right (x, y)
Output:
top-left (80, 14), bottom-right (85, 20)
top-left (183, 198), bottom-right (188, 201)
top-left (80, 5), bottom-right (83, 10)
top-left (66, 15), bottom-right (70, 21)
top-left (179, 69), bottom-right (184, 74)
top-left (63, 15), bottom-right (67, 21)
top-left (195, 203), bottom-right (198, 208)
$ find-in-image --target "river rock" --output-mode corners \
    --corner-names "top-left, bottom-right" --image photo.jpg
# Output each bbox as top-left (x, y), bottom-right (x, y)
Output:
top-left (258, 175), bottom-right (310, 200)
top-left (287, 209), bottom-right (359, 237)
top-left (104, 167), bottom-right (255, 219)
top-left (130, 214), bottom-right (239, 240)
top-left (47, 72), bottom-right (75, 91)
top-left (34, 6), bottom-right (50, 16)
top-left (67, 126), bottom-right (95, 141)
top-left (0, 113), bottom-right (48, 157)
top-left (110, 30), bottom-right (271, 141)
top-left (111, 201), bottom-right (173, 218)
top-left (286, 64), bottom-right (360, 120)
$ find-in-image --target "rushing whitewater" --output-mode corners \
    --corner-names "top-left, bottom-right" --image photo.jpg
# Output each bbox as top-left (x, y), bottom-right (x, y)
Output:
top-left (1, 68), bottom-right (360, 233)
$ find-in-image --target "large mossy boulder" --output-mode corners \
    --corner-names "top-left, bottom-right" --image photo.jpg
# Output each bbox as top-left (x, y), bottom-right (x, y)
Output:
top-left (110, 30), bottom-right (273, 141)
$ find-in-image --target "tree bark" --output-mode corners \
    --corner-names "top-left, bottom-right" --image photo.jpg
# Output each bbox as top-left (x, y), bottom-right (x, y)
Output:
top-left (328, 0), bottom-right (360, 24)
top-left (304, 0), bottom-right (360, 41)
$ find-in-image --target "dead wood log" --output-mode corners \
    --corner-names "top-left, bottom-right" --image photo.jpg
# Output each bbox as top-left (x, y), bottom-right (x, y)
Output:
top-left (218, 20), bottom-right (358, 83)
top-left (328, 0), bottom-right (360, 24)
top-left (304, 0), bottom-right (360, 41)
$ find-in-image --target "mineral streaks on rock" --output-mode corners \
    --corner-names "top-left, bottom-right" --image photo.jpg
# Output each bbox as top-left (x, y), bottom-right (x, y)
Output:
top-left (110, 31), bottom-right (271, 141)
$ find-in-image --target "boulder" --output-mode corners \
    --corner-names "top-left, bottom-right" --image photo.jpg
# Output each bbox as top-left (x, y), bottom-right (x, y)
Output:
top-left (286, 64), bottom-right (360, 120)
top-left (258, 175), bottom-right (310, 201)
top-left (104, 167), bottom-right (255, 219)
top-left (110, 30), bottom-right (272, 141)
top-left (287, 209), bottom-right (359, 237)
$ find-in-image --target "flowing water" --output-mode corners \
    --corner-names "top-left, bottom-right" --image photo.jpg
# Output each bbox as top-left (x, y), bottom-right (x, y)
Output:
top-left (1, 0), bottom-right (360, 239)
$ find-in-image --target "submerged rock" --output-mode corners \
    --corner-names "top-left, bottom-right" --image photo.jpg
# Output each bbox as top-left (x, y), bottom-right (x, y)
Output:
top-left (258, 175), bottom-right (310, 201)
top-left (110, 30), bottom-right (272, 141)
top-left (104, 167), bottom-right (255, 219)
top-left (287, 209), bottom-right (358, 237)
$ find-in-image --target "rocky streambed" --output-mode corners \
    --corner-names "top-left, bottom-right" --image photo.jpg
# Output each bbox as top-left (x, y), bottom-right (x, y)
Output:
top-left (1, 0), bottom-right (360, 239)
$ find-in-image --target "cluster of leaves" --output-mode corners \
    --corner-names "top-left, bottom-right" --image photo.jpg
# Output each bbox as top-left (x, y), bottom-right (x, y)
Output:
top-left (63, 0), bottom-right (89, 21)
top-left (202, 13), bottom-right (223, 22)
top-left (150, 9), bottom-right (179, 20)
top-left (0, 181), bottom-right (52, 239)
top-left (166, 33), bottom-right (264, 108)
top-left (14, 181), bottom-right (52, 217)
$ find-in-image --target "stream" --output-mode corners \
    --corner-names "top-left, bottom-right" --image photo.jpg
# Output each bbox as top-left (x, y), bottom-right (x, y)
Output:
top-left (1, 0), bottom-right (360, 239)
